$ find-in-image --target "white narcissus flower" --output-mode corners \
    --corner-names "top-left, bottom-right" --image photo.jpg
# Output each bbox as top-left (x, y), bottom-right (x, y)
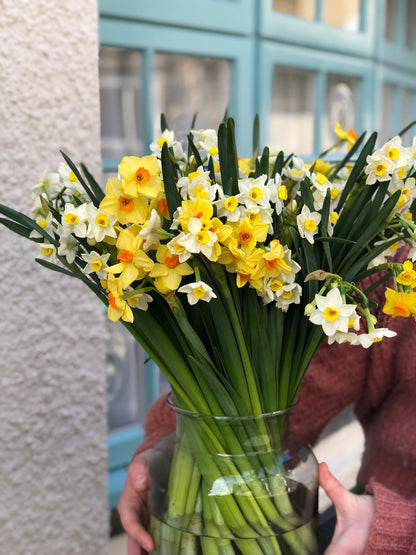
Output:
top-left (57, 233), bottom-right (79, 264)
top-left (178, 281), bottom-right (217, 305)
top-left (36, 242), bottom-right (56, 262)
top-left (177, 217), bottom-right (218, 259)
top-left (166, 233), bottom-right (192, 263)
top-left (127, 292), bottom-right (153, 311)
top-left (139, 209), bottom-right (162, 250)
top-left (62, 203), bottom-right (88, 237)
top-left (32, 170), bottom-right (60, 199)
top-left (352, 328), bottom-right (397, 348)
top-left (237, 175), bottom-right (271, 211)
top-left (297, 205), bottom-right (321, 244)
top-left (81, 251), bottom-right (111, 280)
top-left (85, 203), bottom-right (117, 243)
top-left (364, 153), bottom-right (394, 185)
top-left (309, 287), bottom-right (357, 337)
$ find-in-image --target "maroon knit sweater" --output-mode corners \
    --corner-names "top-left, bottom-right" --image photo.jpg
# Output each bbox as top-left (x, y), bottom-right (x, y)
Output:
top-left (135, 277), bottom-right (416, 553)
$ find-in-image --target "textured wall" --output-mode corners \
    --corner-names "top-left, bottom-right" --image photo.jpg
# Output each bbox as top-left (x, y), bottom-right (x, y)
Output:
top-left (0, 1), bottom-right (109, 554)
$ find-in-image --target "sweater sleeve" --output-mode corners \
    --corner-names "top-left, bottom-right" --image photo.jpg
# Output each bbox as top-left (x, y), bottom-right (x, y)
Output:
top-left (365, 481), bottom-right (416, 554)
top-left (133, 391), bottom-right (176, 458)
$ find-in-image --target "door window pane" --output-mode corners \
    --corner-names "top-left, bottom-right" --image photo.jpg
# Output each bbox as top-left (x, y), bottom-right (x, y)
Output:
top-left (380, 83), bottom-right (395, 144)
top-left (323, 75), bottom-right (359, 152)
top-left (401, 89), bottom-right (414, 142)
top-left (272, 0), bottom-right (315, 20)
top-left (270, 66), bottom-right (316, 156)
top-left (385, 0), bottom-right (398, 42)
top-left (406, 0), bottom-right (416, 49)
top-left (153, 53), bottom-right (230, 143)
top-left (323, 0), bottom-right (360, 32)
top-left (99, 47), bottom-right (144, 161)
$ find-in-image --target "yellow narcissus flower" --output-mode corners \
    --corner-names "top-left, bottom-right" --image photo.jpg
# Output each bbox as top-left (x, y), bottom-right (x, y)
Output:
top-left (238, 157), bottom-right (255, 176)
top-left (396, 260), bottom-right (416, 287)
top-left (106, 228), bottom-right (154, 288)
top-left (334, 122), bottom-right (358, 150)
top-left (227, 216), bottom-right (268, 250)
top-left (149, 244), bottom-right (193, 294)
top-left (107, 275), bottom-right (133, 323)
top-left (99, 177), bottom-right (150, 225)
top-left (383, 288), bottom-right (416, 318)
top-left (118, 155), bottom-right (163, 199)
top-left (177, 196), bottom-right (214, 232)
top-left (251, 239), bottom-right (291, 280)
top-left (312, 159), bottom-right (331, 176)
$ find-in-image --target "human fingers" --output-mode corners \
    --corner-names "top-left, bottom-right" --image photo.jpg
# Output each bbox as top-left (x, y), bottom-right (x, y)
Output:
top-left (319, 462), bottom-right (352, 516)
top-left (128, 451), bottom-right (151, 493)
top-left (118, 492), bottom-right (154, 553)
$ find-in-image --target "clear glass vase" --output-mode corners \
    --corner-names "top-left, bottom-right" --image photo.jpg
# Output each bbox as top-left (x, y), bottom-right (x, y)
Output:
top-left (149, 398), bottom-right (318, 555)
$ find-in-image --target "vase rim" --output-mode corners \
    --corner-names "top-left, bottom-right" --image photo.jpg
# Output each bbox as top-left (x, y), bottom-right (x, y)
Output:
top-left (167, 392), bottom-right (299, 420)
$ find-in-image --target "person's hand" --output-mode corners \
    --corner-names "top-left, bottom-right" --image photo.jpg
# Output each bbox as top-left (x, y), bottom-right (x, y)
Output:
top-left (319, 462), bottom-right (375, 554)
top-left (117, 449), bottom-right (154, 554)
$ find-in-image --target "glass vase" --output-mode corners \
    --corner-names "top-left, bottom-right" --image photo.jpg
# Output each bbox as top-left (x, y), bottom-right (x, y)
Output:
top-left (148, 398), bottom-right (318, 555)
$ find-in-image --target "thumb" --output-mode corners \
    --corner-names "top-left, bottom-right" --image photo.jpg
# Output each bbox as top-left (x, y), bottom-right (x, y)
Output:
top-left (319, 462), bottom-right (351, 514)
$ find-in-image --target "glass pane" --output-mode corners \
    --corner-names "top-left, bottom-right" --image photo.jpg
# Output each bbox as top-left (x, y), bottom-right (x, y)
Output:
top-left (385, 0), bottom-right (397, 42)
top-left (406, 0), bottom-right (416, 49)
top-left (323, 0), bottom-right (360, 32)
top-left (401, 89), bottom-right (414, 143)
top-left (272, 0), bottom-right (315, 20)
top-left (99, 46), bottom-right (144, 161)
top-left (153, 53), bottom-right (230, 143)
top-left (322, 75), bottom-right (359, 152)
top-left (380, 83), bottom-right (395, 144)
top-left (270, 66), bottom-right (316, 156)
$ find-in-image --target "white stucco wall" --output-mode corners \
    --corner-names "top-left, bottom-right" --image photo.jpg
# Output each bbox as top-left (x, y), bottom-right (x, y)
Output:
top-left (0, 1), bottom-right (109, 554)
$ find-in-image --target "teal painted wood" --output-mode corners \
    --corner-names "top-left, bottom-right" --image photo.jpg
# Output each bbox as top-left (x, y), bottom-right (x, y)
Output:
top-left (98, 0), bottom-right (255, 35)
top-left (108, 468), bottom-right (128, 510)
top-left (258, 0), bottom-right (377, 57)
top-left (108, 426), bottom-right (144, 471)
top-left (99, 17), bottom-right (255, 154)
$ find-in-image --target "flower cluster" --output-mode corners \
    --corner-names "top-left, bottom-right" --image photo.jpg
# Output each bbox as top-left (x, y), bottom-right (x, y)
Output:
top-left (23, 121), bottom-right (416, 349)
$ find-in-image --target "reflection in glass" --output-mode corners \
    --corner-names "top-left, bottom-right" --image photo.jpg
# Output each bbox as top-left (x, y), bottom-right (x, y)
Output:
top-left (323, 0), bottom-right (360, 32)
top-left (406, 0), bottom-right (416, 49)
top-left (323, 75), bottom-right (359, 152)
top-left (380, 84), bottom-right (395, 145)
top-left (385, 0), bottom-right (397, 42)
top-left (401, 89), bottom-right (414, 143)
top-left (272, 0), bottom-right (315, 20)
top-left (270, 66), bottom-right (315, 156)
top-left (99, 46), bottom-right (144, 161)
top-left (153, 54), bottom-right (230, 144)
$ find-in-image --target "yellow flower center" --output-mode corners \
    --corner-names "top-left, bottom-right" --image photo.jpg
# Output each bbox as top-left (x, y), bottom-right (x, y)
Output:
top-left (193, 286), bottom-right (207, 299)
top-left (64, 213), bottom-right (78, 225)
top-left (95, 214), bottom-right (109, 227)
top-left (157, 137), bottom-right (168, 148)
top-left (195, 231), bottom-right (210, 244)
top-left (38, 218), bottom-right (47, 229)
top-left (224, 196), bottom-right (238, 211)
top-left (270, 279), bottom-right (283, 292)
top-left (69, 171), bottom-right (78, 182)
top-left (282, 290), bottom-right (293, 299)
top-left (404, 212), bottom-right (413, 221)
top-left (292, 170), bottom-right (301, 177)
top-left (330, 211), bottom-right (338, 225)
top-left (188, 171), bottom-right (202, 182)
top-left (397, 166), bottom-right (406, 178)
top-left (248, 212), bottom-right (260, 223)
top-left (375, 163), bottom-right (387, 176)
top-left (402, 187), bottom-right (410, 198)
top-left (42, 247), bottom-right (54, 256)
top-left (173, 242), bottom-right (186, 253)
top-left (304, 219), bottom-right (317, 232)
top-left (387, 147), bottom-right (400, 160)
top-left (330, 187), bottom-right (340, 200)
top-left (250, 187), bottom-right (263, 201)
top-left (397, 195), bottom-right (406, 207)
top-left (209, 145), bottom-right (218, 156)
top-left (91, 260), bottom-right (103, 272)
top-left (389, 241), bottom-right (399, 252)
top-left (278, 185), bottom-right (288, 200)
top-left (316, 173), bottom-right (328, 186)
top-left (323, 306), bottom-right (339, 321)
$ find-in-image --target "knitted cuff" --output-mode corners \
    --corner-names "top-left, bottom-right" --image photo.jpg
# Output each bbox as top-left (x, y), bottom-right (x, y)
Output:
top-left (365, 479), bottom-right (416, 553)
